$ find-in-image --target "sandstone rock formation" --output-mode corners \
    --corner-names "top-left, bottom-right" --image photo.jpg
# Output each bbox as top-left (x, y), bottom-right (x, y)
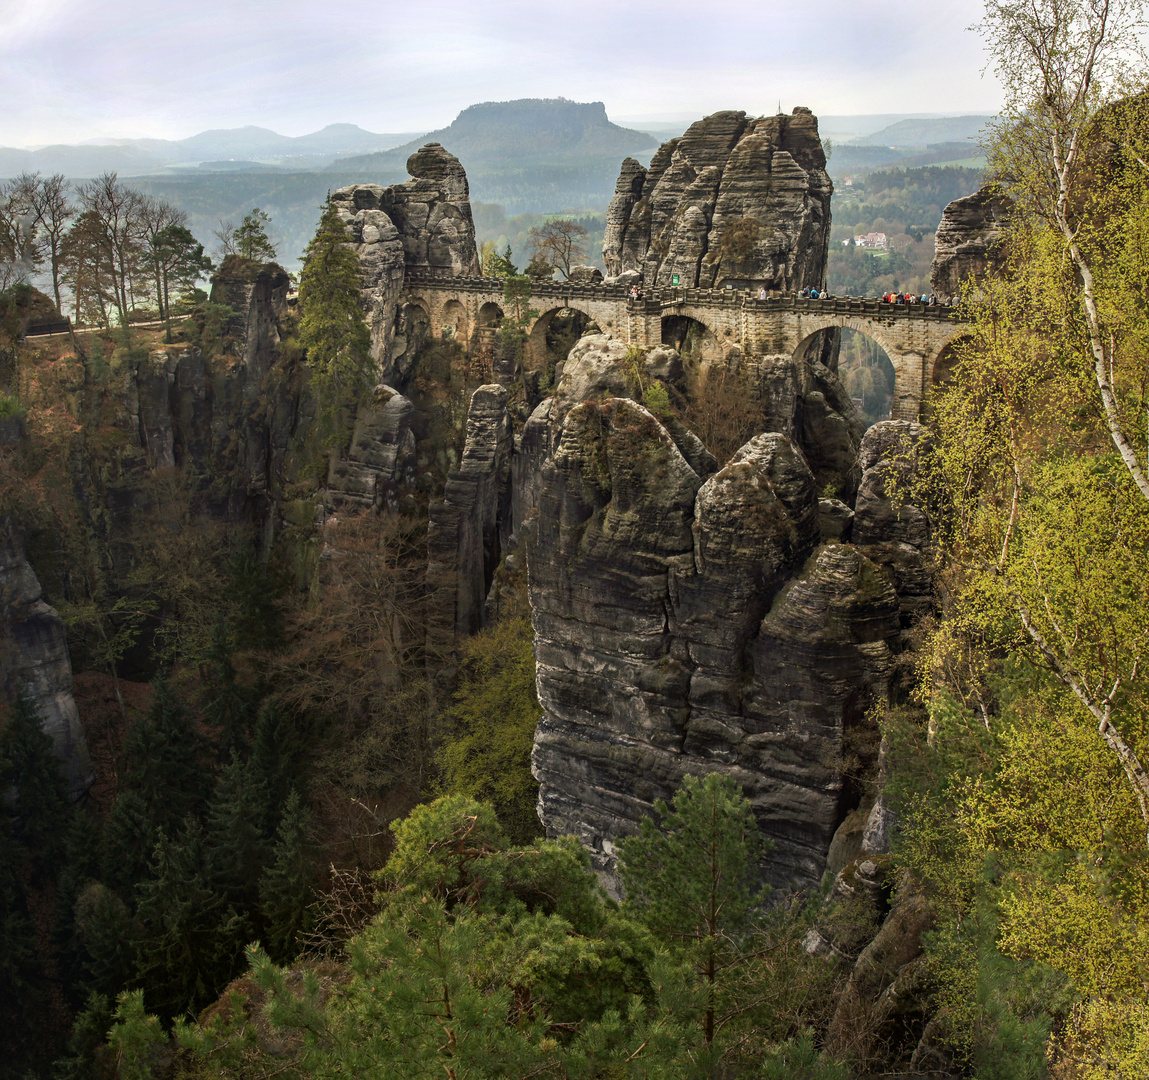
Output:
top-left (853, 421), bottom-right (935, 628)
top-left (326, 386), bottom-right (417, 511)
top-left (754, 347), bottom-right (864, 500)
top-left (527, 396), bottom-right (907, 893)
top-left (602, 108), bottom-right (833, 291)
top-left (0, 518), bottom-right (94, 799)
top-left (930, 184), bottom-right (1012, 303)
top-left (209, 256), bottom-right (291, 373)
top-left (332, 144), bottom-right (480, 382)
top-left (427, 385), bottom-right (513, 642)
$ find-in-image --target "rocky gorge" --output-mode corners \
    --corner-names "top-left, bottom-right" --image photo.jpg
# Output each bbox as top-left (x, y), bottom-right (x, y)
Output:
top-left (2, 109), bottom-right (962, 900)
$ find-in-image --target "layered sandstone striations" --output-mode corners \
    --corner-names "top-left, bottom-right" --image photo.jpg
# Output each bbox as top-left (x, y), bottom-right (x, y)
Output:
top-left (0, 519), bottom-right (94, 798)
top-left (602, 108), bottom-right (833, 291)
top-left (528, 397), bottom-right (911, 893)
top-left (427, 385), bottom-right (514, 641)
top-left (930, 185), bottom-right (1012, 303)
top-left (332, 143), bottom-right (480, 383)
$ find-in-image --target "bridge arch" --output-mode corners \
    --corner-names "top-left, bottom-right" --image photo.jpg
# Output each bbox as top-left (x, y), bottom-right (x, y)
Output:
top-left (526, 305), bottom-right (593, 377)
top-left (440, 298), bottom-right (469, 343)
top-left (791, 313), bottom-right (963, 421)
top-left (477, 301), bottom-right (504, 328)
top-left (661, 313), bottom-right (721, 365)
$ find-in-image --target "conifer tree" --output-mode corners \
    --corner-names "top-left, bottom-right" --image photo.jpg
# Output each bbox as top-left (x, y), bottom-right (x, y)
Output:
top-left (258, 788), bottom-right (317, 962)
top-left (297, 193), bottom-right (371, 455)
top-left (619, 773), bottom-right (770, 1057)
top-left (100, 788), bottom-right (160, 897)
top-left (204, 756), bottom-right (269, 912)
top-left (134, 820), bottom-right (249, 1021)
top-left (232, 208), bottom-right (276, 262)
top-left (119, 676), bottom-right (211, 833)
top-left (249, 701), bottom-right (305, 837)
top-left (0, 694), bottom-right (74, 878)
top-left (202, 620), bottom-right (258, 764)
top-left (0, 802), bottom-right (47, 1073)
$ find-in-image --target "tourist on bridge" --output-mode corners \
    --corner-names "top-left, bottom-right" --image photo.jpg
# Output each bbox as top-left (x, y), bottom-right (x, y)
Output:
top-left (758, 285), bottom-right (767, 300)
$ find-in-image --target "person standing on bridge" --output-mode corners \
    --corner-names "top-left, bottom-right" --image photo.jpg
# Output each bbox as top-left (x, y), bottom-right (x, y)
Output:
top-left (758, 285), bottom-right (766, 301)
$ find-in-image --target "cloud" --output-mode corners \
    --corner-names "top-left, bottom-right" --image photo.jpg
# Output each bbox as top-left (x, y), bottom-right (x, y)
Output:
top-left (0, 0), bottom-right (1000, 147)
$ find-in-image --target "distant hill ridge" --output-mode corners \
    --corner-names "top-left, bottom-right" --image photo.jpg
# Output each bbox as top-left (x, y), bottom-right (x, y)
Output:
top-left (849, 115), bottom-right (993, 148)
top-left (333, 98), bottom-right (658, 173)
top-left (0, 123), bottom-right (422, 178)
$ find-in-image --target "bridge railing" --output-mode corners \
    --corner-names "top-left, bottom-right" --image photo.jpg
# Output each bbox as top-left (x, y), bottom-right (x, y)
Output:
top-left (402, 271), bottom-right (958, 319)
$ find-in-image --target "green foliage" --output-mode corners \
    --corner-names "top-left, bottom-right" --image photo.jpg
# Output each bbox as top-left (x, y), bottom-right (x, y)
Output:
top-left (134, 819), bottom-right (252, 1021)
top-left (297, 194), bottom-right (372, 462)
top-left (0, 695), bottom-right (74, 877)
top-left (194, 298), bottom-right (239, 357)
top-left (642, 382), bottom-right (671, 418)
top-left (107, 989), bottom-right (167, 1080)
top-left (232, 208), bottom-right (276, 262)
top-left (0, 799), bottom-right (48, 1077)
top-left (497, 274), bottom-right (538, 371)
top-left (481, 241), bottom-right (518, 278)
top-left (257, 789), bottom-right (318, 962)
top-left (620, 773), bottom-right (770, 1055)
top-left (436, 615), bottom-right (541, 843)
top-left (118, 677), bottom-right (212, 835)
top-left (175, 792), bottom-right (835, 1078)
top-left (0, 391), bottom-right (24, 417)
top-left (54, 992), bottom-right (116, 1080)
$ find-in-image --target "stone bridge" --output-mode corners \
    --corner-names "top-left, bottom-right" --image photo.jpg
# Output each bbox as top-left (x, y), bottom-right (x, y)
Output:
top-left (403, 271), bottom-right (970, 420)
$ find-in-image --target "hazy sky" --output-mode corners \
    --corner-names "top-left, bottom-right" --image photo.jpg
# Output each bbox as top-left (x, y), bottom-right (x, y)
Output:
top-left (1, 0), bottom-right (1002, 147)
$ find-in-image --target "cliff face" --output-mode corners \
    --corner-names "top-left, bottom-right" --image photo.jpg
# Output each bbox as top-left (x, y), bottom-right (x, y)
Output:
top-left (332, 143), bottom-right (480, 384)
top-left (525, 390), bottom-right (921, 893)
top-left (930, 185), bottom-right (1012, 303)
top-left (0, 518), bottom-right (93, 799)
top-left (602, 108), bottom-right (833, 291)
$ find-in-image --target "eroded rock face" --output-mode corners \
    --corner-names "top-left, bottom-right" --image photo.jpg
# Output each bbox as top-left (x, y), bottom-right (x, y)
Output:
top-left (332, 143), bottom-right (481, 382)
top-left (602, 108), bottom-right (833, 291)
top-left (326, 386), bottom-right (417, 511)
top-left (427, 385), bottom-right (514, 643)
top-left (853, 421), bottom-right (934, 627)
top-left (208, 257), bottom-right (290, 376)
top-left (553, 334), bottom-right (684, 408)
top-left (0, 519), bottom-right (94, 799)
top-left (528, 399), bottom-right (904, 893)
top-left (753, 350), bottom-right (865, 500)
top-left (930, 185), bottom-right (1012, 303)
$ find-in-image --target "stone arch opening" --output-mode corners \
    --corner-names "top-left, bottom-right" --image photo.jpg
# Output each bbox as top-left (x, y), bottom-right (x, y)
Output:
top-left (838, 328), bottom-right (896, 429)
top-left (526, 306), bottom-right (593, 384)
top-left (478, 301), bottom-right (504, 329)
top-left (793, 322), bottom-right (902, 430)
top-left (393, 300), bottom-right (431, 381)
top-left (920, 334), bottom-right (970, 421)
top-left (441, 299), bottom-right (468, 343)
top-left (661, 314), bottom-right (719, 365)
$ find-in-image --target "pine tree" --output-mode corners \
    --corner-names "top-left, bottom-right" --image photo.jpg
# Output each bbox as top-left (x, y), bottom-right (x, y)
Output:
top-left (0, 694), bottom-right (74, 878)
top-left (0, 803), bottom-right (48, 1075)
top-left (297, 194), bottom-right (371, 456)
top-left (249, 701), bottom-right (305, 838)
top-left (258, 788), bottom-right (317, 962)
top-left (204, 756), bottom-right (269, 912)
top-left (227, 545), bottom-right (283, 652)
top-left (134, 820), bottom-right (249, 1021)
top-left (619, 773), bottom-right (771, 1058)
top-left (100, 788), bottom-right (159, 897)
top-left (232, 209), bottom-right (276, 262)
top-left (201, 620), bottom-right (258, 764)
top-left (119, 676), bottom-right (211, 833)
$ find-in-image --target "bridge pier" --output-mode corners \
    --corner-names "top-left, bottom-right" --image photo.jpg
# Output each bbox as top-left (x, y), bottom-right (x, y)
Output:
top-left (890, 352), bottom-right (926, 421)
